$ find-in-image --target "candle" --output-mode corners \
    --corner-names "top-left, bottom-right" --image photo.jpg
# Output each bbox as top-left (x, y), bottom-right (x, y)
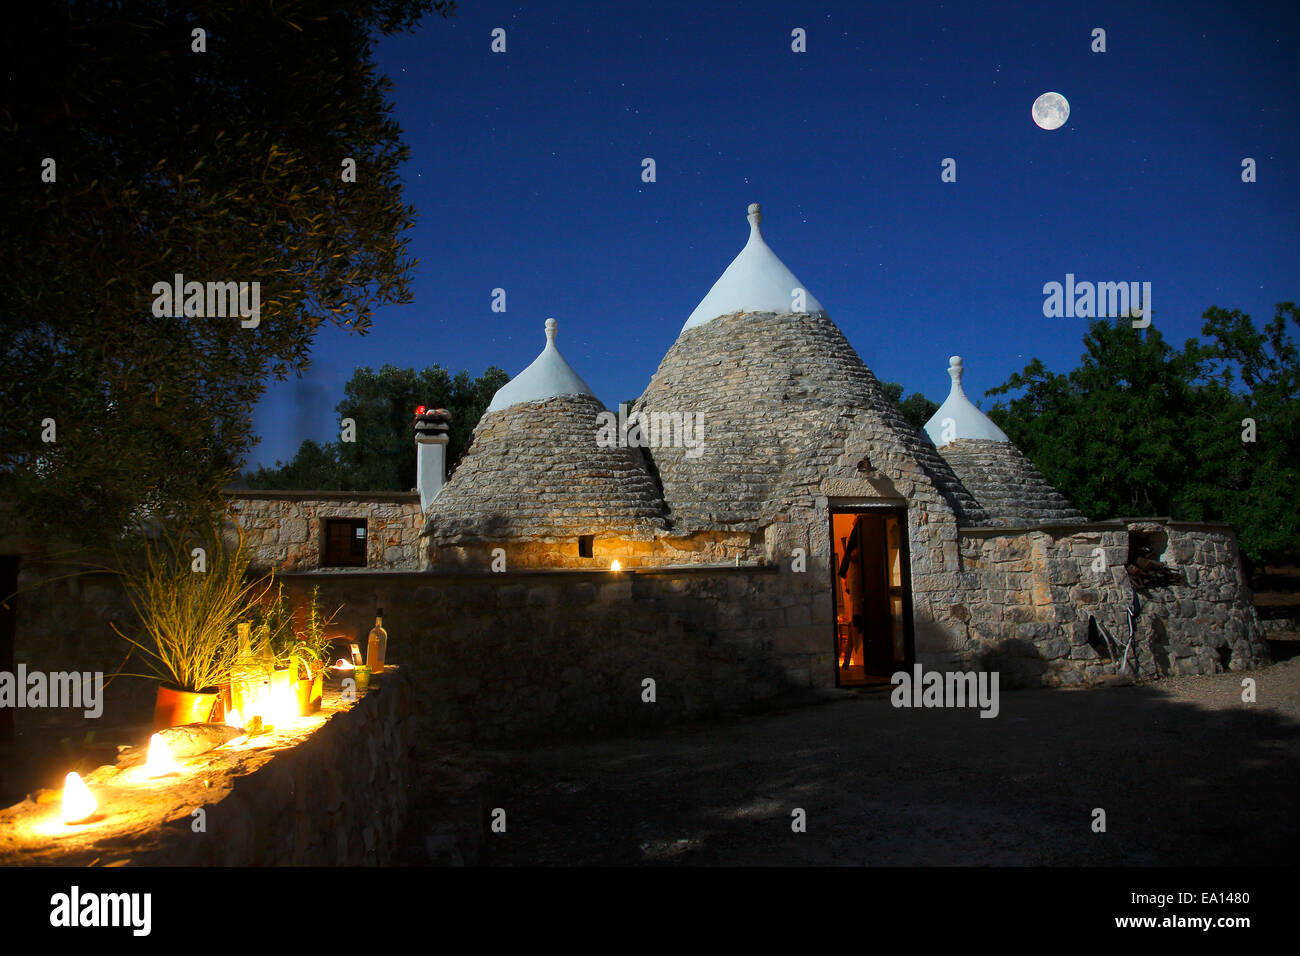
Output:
top-left (62, 772), bottom-right (97, 824)
top-left (144, 733), bottom-right (182, 777)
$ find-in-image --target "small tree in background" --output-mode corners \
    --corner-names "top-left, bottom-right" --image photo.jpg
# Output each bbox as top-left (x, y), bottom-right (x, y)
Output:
top-left (881, 382), bottom-right (940, 431)
top-left (246, 364), bottom-right (509, 490)
top-left (986, 303), bottom-right (1299, 568)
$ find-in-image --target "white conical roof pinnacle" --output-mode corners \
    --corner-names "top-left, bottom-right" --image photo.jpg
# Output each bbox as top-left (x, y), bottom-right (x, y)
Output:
top-left (922, 355), bottom-right (1011, 445)
top-left (681, 203), bottom-right (825, 331)
top-left (485, 318), bottom-right (597, 412)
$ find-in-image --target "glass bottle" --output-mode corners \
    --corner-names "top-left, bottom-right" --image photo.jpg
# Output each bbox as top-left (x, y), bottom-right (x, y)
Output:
top-left (367, 607), bottom-right (387, 674)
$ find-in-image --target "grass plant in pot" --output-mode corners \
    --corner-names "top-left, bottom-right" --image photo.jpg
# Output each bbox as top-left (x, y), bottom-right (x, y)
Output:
top-left (112, 517), bottom-right (273, 731)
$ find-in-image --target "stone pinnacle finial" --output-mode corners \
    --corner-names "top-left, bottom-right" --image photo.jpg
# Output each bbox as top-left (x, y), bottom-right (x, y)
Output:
top-left (948, 355), bottom-right (964, 384)
top-left (747, 202), bottom-right (762, 233)
top-left (545, 317), bottom-right (557, 346)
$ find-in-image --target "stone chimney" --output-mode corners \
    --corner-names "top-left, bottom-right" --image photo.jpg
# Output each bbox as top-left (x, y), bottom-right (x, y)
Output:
top-left (414, 407), bottom-right (452, 511)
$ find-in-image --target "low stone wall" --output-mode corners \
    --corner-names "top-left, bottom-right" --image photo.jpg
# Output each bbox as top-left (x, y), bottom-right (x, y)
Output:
top-left (0, 670), bottom-right (416, 866)
top-left (424, 529), bottom-right (758, 570)
top-left (2, 506), bottom-right (1273, 744)
top-left (276, 564), bottom-right (830, 742)
top-left (1, 560), bottom-right (151, 737)
top-left (918, 519), bottom-right (1271, 685)
top-left (228, 490), bottom-right (423, 572)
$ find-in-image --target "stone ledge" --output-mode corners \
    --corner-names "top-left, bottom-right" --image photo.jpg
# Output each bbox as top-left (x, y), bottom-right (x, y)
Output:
top-left (0, 669), bottom-right (415, 866)
top-left (277, 562), bottom-right (779, 579)
top-left (226, 489), bottom-right (420, 503)
top-left (959, 521), bottom-right (1127, 538)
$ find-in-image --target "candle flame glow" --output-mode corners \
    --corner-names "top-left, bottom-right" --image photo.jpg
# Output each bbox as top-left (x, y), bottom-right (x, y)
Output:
top-left (62, 771), bottom-right (97, 824)
top-left (144, 733), bottom-right (182, 776)
top-left (610, 560), bottom-right (622, 572)
top-left (264, 680), bottom-right (297, 726)
top-left (225, 707), bottom-right (243, 729)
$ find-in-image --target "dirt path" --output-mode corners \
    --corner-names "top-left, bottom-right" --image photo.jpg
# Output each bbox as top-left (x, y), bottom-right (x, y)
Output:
top-left (473, 659), bottom-right (1300, 865)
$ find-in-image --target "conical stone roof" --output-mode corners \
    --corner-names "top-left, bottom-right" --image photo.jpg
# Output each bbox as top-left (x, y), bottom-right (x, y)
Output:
top-left (922, 356), bottom-right (1010, 444)
top-left (938, 439), bottom-right (1087, 526)
top-left (682, 203), bottom-right (824, 331)
top-left (634, 204), bottom-right (987, 532)
top-left (423, 321), bottom-right (668, 543)
top-left (486, 318), bottom-right (595, 412)
top-left (922, 356), bottom-right (1086, 526)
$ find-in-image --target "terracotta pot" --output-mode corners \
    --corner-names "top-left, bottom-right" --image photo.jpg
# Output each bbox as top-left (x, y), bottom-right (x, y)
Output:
top-left (152, 683), bottom-right (218, 731)
top-left (292, 669), bottom-right (323, 716)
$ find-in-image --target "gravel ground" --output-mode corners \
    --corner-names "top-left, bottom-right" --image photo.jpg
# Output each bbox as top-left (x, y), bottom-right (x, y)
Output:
top-left (474, 657), bottom-right (1300, 865)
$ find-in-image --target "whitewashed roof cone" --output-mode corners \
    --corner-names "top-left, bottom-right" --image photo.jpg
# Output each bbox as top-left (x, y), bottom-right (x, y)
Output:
top-left (923, 355), bottom-right (1010, 445)
top-left (681, 203), bottom-right (825, 332)
top-left (486, 318), bottom-right (597, 412)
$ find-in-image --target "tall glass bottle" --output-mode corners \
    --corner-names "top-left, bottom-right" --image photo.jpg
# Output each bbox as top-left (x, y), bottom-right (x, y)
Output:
top-left (367, 607), bottom-right (387, 674)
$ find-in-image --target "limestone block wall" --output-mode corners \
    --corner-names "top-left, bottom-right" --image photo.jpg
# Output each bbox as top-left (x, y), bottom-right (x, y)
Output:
top-left (275, 564), bottom-right (832, 742)
top-left (147, 671), bottom-right (417, 866)
top-left (425, 529), bottom-right (758, 571)
top-left (227, 491), bottom-right (423, 572)
top-left (918, 520), bottom-right (1270, 686)
top-left (0, 517), bottom-right (152, 737)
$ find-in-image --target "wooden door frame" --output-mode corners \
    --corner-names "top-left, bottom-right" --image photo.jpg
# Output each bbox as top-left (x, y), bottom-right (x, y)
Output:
top-left (828, 503), bottom-right (916, 687)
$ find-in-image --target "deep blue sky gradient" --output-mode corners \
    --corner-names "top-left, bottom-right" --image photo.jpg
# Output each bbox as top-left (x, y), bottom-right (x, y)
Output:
top-left (247, 0), bottom-right (1299, 471)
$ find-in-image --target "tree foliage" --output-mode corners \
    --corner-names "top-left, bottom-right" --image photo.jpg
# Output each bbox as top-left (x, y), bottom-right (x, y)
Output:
top-left (0, 0), bottom-right (455, 544)
top-left (986, 303), bottom-right (1299, 566)
top-left (245, 364), bottom-right (509, 491)
top-left (882, 382), bottom-right (940, 431)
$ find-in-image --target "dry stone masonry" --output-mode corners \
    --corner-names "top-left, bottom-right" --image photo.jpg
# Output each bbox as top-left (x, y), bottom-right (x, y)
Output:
top-left (228, 490), bottom-right (423, 571)
top-left (938, 439), bottom-right (1086, 526)
top-left (423, 393), bottom-right (668, 548)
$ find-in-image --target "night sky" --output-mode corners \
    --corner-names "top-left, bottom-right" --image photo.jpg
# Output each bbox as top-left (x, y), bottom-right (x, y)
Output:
top-left (247, 0), bottom-right (1299, 472)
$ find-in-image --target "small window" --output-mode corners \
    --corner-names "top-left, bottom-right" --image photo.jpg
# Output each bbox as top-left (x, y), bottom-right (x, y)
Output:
top-left (578, 535), bottom-right (594, 558)
top-left (323, 519), bottom-right (368, 567)
top-left (1126, 528), bottom-right (1168, 566)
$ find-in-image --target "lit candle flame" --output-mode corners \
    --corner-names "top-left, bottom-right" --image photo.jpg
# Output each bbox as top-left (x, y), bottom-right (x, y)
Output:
top-left (62, 771), bottom-right (97, 824)
top-left (610, 560), bottom-right (622, 572)
top-left (144, 733), bottom-right (182, 776)
top-left (225, 707), bottom-right (243, 730)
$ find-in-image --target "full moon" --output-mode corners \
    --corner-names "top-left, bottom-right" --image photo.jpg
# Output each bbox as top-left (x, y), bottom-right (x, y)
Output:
top-left (1032, 91), bottom-right (1070, 130)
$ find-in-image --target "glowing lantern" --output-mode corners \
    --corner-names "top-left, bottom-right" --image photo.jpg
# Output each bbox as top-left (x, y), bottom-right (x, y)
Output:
top-left (144, 733), bottom-right (182, 777)
top-left (62, 772), bottom-right (97, 824)
top-left (415, 405), bottom-right (427, 416)
top-left (610, 560), bottom-right (622, 572)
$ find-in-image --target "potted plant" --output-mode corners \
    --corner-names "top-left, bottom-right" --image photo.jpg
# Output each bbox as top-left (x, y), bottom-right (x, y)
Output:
top-left (286, 587), bottom-right (339, 715)
top-left (243, 583), bottom-right (339, 718)
top-left (111, 515), bottom-right (272, 731)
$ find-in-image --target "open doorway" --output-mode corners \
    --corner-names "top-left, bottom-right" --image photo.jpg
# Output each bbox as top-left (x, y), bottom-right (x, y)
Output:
top-left (830, 508), bottom-right (913, 686)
